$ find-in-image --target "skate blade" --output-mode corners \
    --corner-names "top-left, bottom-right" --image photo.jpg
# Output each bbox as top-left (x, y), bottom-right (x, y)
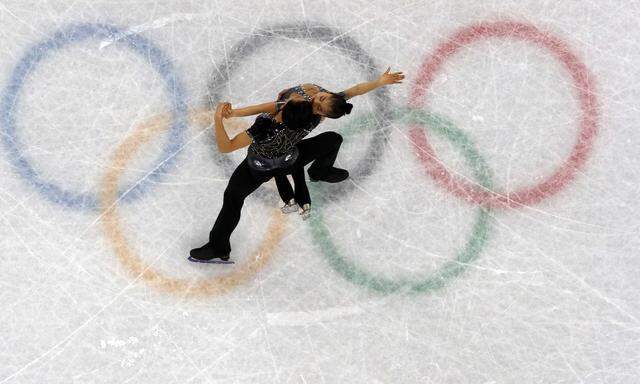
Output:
top-left (188, 256), bottom-right (234, 264)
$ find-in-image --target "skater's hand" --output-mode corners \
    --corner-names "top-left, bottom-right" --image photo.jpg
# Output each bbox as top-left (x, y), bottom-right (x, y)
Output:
top-left (216, 102), bottom-right (233, 119)
top-left (222, 103), bottom-right (234, 118)
top-left (300, 203), bottom-right (311, 221)
top-left (377, 67), bottom-right (404, 85)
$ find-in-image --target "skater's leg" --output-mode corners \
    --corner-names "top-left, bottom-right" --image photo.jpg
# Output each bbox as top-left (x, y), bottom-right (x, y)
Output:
top-left (192, 160), bottom-right (265, 260)
top-left (274, 175), bottom-right (295, 204)
top-left (209, 160), bottom-right (265, 252)
top-left (297, 131), bottom-right (348, 183)
top-left (291, 166), bottom-right (312, 220)
top-left (275, 172), bottom-right (301, 214)
top-left (297, 131), bottom-right (342, 168)
top-left (291, 166), bottom-right (310, 206)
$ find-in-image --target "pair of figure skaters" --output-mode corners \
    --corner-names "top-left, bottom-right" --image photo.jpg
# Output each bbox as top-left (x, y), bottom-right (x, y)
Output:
top-left (189, 68), bottom-right (404, 264)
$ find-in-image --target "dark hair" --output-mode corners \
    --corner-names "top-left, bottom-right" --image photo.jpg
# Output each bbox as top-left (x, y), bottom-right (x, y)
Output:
top-left (325, 93), bottom-right (353, 119)
top-left (282, 99), bottom-right (314, 130)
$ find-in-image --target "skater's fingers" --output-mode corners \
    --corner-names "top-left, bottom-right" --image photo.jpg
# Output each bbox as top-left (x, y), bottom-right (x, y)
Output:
top-left (216, 102), bottom-right (231, 112)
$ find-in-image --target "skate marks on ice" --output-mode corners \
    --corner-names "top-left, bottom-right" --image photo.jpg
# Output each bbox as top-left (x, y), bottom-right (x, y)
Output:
top-left (308, 21), bottom-right (599, 294)
top-left (0, 23), bottom-right (188, 211)
top-left (0, 20), bottom-right (601, 297)
top-left (310, 109), bottom-right (493, 294)
top-left (409, 20), bottom-right (599, 208)
top-left (100, 21), bottom-right (599, 296)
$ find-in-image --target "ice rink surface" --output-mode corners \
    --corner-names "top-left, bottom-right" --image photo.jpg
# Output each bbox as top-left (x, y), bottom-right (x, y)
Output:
top-left (1, 0), bottom-right (639, 382)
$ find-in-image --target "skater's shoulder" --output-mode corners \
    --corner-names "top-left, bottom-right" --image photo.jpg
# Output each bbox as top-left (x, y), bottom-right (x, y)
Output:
top-left (254, 113), bottom-right (285, 129)
top-left (301, 83), bottom-right (325, 94)
top-left (247, 114), bottom-right (280, 143)
top-left (251, 113), bottom-right (277, 129)
top-left (303, 83), bottom-right (343, 97)
top-left (252, 113), bottom-right (271, 124)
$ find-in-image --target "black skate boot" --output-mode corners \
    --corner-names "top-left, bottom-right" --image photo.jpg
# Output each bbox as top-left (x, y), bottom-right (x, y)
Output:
top-left (188, 243), bottom-right (234, 264)
top-left (308, 167), bottom-right (349, 183)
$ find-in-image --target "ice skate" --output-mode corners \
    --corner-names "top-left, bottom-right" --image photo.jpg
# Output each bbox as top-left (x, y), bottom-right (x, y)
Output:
top-left (308, 167), bottom-right (349, 183)
top-left (188, 243), bottom-right (234, 264)
top-left (280, 199), bottom-right (300, 214)
top-left (299, 203), bottom-right (312, 221)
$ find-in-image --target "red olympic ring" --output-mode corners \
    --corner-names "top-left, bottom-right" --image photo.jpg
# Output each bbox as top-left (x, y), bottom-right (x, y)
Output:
top-left (409, 20), bottom-right (599, 208)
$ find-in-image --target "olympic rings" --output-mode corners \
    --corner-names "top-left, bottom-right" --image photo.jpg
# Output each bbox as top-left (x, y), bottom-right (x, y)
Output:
top-left (409, 20), bottom-right (598, 208)
top-left (206, 22), bottom-right (393, 204)
top-left (308, 109), bottom-right (493, 294)
top-left (99, 108), bottom-right (287, 297)
top-left (3, 19), bottom-right (599, 296)
top-left (0, 23), bottom-right (188, 211)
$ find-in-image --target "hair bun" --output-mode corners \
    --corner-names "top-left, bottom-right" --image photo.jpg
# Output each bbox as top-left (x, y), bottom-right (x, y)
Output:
top-left (325, 93), bottom-right (354, 118)
top-left (344, 103), bottom-right (353, 115)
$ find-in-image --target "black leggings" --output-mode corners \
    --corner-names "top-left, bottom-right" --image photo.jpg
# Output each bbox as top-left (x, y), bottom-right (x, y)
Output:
top-left (207, 131), bottom-right (343, 254)
top-left (274, 167), bottom-right (309, 206)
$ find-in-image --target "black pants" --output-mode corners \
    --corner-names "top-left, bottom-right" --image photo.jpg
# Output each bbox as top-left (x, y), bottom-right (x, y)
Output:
top-left (207, 131), bottom-right (343, 254)
top-left (274, 166), bottom-right (309, 206)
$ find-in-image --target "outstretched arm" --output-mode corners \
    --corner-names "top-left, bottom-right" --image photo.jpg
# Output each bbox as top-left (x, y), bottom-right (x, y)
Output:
top-left (341, 67), bottom-right (404, 100)
top-left (215, 103), bottom-right (252, 153)
top-left (223, 101), bottom-right (277, 118)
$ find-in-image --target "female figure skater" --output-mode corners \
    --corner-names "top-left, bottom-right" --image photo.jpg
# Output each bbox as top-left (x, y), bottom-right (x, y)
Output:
top-left (189, 68), bottom-right (404, 263)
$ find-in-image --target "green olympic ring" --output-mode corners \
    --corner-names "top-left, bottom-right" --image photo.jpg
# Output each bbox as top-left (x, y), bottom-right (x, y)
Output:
top-left (308, 109), bottom-right (494, 294)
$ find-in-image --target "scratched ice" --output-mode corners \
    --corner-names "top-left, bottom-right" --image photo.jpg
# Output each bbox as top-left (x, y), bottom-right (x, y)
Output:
top-left (1, 1), bottom-right (639, 383)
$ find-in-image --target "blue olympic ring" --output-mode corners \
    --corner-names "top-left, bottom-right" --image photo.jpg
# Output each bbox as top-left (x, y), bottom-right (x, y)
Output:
top-left (0, 23), bottom-right (188, 210)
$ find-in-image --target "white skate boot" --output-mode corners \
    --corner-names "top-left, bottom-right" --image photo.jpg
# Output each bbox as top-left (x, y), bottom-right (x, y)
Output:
top-left (281, 199), bottom-right (300, 214)
top-left (300, 203), bottom-right (311, 221)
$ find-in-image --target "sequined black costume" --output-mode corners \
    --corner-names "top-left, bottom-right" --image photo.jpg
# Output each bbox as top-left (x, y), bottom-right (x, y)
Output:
top-left (245, 84), bottom-right (334, 171)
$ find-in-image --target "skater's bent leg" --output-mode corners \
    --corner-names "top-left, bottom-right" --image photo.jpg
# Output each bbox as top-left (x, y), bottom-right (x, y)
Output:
top-left (297, 131), bottom-right (347, 182)
top-left (208, 160), bottom-right (264, 254)
top-left (297, 131), bottom-right (343, 171)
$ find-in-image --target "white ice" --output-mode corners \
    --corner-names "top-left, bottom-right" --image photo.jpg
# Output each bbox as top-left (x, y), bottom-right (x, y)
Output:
top-left (1, 1), bottom-right (639, 383)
